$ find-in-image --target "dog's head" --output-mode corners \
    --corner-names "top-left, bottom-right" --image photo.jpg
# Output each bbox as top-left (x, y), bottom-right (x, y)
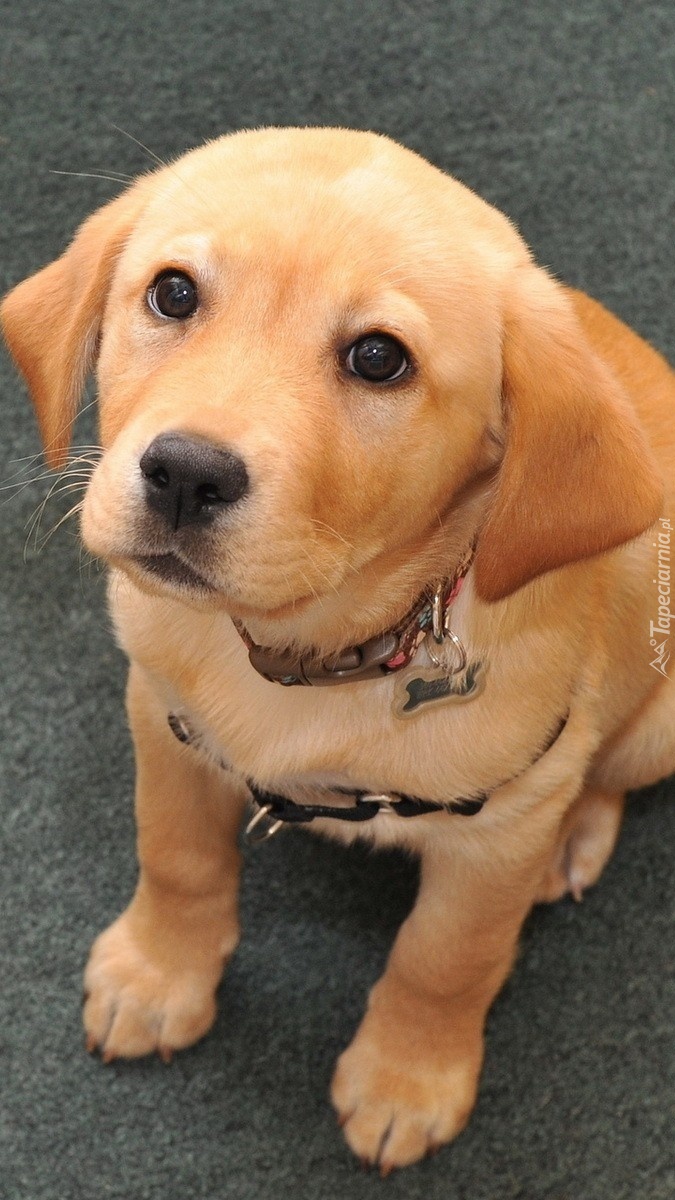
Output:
top-left (1, 128), bottom-right (662, 642)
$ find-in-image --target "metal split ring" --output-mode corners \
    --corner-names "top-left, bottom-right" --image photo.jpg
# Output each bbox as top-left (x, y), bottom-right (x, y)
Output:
top-left (244, 804), bottom-right (284, 845)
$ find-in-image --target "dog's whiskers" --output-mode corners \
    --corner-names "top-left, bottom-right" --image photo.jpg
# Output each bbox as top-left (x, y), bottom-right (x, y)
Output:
top-left (50, 169), bottom-right (135, 186)
top-left (108, 123), bottom-right (260, 235)
top-left (35, 395), bottom-right (100, 468)
top-left (19, 447), bottom-right (101, 555)
top-left (34, 499), bottom-right (85, 553)
top-left (108, 123), bottom-right (170, 172)
top-left (74, 553), bottom-right (101, 593)
top-left (298, 548), bottom-right (342, 600)
top-left (310, 518), bottom-right (356, 553)
top-left (77, 548), bottom-right (97, 593)
top-left (295, 566), bottom-right (324, 610)
top-left (2, 462), bottom-right (97, 500)
top-left (0, 433), bottom-right (102, 493)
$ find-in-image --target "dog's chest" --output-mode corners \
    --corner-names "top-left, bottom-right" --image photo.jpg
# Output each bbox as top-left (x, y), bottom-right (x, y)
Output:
top-left (112, 578), bottom-right (576, 806)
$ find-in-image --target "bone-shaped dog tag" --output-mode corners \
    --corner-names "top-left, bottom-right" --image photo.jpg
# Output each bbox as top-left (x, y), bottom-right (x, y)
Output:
top-left (392, 660), bottom-right (486, 720)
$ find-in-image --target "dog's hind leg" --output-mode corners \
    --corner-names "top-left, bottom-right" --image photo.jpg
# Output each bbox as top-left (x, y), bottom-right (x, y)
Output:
top-left (534, 787), bottom-right (625, 904)
top-left (83, 663), bottom-right (246, 1063)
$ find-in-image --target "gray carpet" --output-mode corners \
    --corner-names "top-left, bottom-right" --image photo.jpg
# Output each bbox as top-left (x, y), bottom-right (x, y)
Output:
top-left (1, 3), bottom-right (674, 1197)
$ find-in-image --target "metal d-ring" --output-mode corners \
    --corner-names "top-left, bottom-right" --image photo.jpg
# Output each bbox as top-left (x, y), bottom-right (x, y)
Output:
top-left (244, 804), bottom-right (285, 845)
top-left (428, 584), bottom-right (468, 674)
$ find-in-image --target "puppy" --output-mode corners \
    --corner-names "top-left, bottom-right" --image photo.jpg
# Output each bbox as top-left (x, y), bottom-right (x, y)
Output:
top-left (3, 128), bottom-right (674, 1174)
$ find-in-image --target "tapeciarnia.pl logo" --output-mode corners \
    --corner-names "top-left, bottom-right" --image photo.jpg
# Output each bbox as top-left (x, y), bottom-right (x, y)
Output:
top-left (650, 517), bottom-right (672, 677)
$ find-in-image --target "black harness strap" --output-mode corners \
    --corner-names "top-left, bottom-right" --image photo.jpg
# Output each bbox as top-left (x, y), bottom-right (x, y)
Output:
top-left (246, 785), bottom-right (487, 824)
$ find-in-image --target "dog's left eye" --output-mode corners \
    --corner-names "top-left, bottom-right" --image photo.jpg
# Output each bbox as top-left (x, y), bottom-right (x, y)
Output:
top-left (147, 270), bottom-right (199, 320)
top-left (346, 334), bottom-right (410, 382)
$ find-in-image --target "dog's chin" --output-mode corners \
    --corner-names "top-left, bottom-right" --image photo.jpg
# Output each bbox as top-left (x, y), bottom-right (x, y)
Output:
top-left (115, 553), bottom-right (319, 621)
top-left (135, 553), bottom-right (214, 589)
top-left (97, 535), bottom-right (346, 627)
top-left (116, 552), bottom-right (223, 606)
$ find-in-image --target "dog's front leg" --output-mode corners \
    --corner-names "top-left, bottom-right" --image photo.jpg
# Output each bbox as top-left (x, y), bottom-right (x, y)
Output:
top-left (331, 794), bottom-right (575, 1172)
top-left (83, 663), bottom-right (246, 1062)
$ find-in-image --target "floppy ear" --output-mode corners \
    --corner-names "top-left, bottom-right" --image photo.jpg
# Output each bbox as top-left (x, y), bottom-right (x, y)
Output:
top-left (473, 269), bottom-right (663, 601)
top-left (0, 186), bottom-right (147, 468)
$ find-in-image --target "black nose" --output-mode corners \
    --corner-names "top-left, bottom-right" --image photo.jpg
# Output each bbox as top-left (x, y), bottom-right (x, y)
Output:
top-left (139, 433), bottom-right (249, 530)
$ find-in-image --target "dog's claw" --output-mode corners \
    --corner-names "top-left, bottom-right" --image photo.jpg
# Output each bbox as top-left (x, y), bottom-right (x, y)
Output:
top-left (101, 1048), bottom-right (117, 1065)
top-left (158, 1044), bottom-right (173, 1064)
top-left (379, 1161), bottom-right (394, 1179)
top-left (85, 1033), bottom-right (98, 1054)
top-left (569, 872), bottom-right (585, 902)
top-left (359, 1157), bottom-right (372, 1172)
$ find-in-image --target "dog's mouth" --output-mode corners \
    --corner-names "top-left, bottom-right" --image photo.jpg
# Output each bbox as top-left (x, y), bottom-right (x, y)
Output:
top-left (133, 553), bottom-right (216, 592)
top-left (124, 549), bottom-right (329, 616)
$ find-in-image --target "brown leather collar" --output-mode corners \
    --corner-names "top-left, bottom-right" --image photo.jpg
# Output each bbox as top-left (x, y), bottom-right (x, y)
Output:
top-left (232, 543), bottom-right (476, 686)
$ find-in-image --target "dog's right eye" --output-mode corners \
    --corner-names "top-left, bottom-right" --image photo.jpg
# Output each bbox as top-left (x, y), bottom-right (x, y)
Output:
top-left (147, 271), bottom-right (199, 320)
top-left (345, 333), bottom-right (410, 383)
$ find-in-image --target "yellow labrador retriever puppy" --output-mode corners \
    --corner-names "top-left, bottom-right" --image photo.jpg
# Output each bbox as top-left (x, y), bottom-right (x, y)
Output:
top-left (3, 128), bottom-right (675, 1173)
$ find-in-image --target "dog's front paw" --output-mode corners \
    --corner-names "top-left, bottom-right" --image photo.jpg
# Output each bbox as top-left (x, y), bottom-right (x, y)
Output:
top-left (83, 906), bottom-right (233, 1062)
top-left (331, 1011), bottom-right (482, 1174)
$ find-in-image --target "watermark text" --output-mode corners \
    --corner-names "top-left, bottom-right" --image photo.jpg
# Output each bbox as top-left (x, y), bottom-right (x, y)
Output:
top-left (650, 518), bottom-right (672, 676)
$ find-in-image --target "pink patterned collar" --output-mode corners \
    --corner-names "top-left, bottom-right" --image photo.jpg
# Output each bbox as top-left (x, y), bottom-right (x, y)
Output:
top-left (232, 543), bottom-right (475, 687)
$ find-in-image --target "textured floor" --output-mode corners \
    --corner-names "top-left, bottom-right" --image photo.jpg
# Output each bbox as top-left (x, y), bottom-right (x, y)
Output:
top-left (1, 2), bottom-right (674, 1197)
